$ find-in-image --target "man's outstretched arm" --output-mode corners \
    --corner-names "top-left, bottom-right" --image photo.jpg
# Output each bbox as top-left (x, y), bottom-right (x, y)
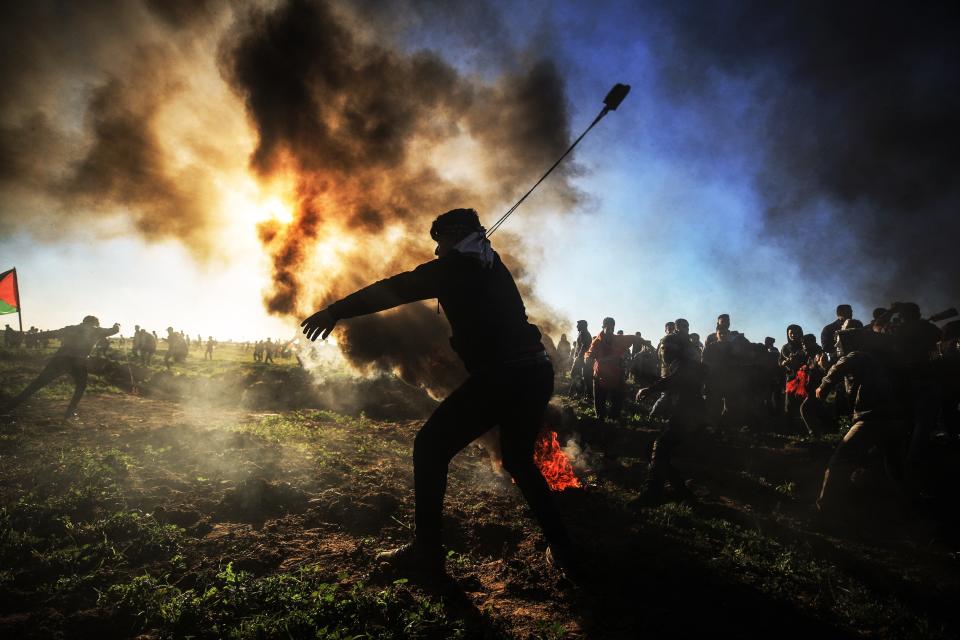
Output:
top-left (302, 260), bottom-right (444, 341)
top-left (100, 324), bottom-right (121, 338)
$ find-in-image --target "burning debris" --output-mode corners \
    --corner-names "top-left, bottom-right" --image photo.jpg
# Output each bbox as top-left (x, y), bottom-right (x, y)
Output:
top-left (534, 431), bottom-right (581, 491)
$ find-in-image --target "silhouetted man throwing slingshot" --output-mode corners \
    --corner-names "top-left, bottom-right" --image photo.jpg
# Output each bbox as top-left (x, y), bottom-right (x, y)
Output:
top-left (3, 315), bottom-right (119, 419)
top-left (301, 208), bottom-right (579, 580)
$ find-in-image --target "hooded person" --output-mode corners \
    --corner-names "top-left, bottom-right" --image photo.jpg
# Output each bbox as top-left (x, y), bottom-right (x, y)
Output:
top-left (2, 315), bottom-right (120, 419)
top-left (301, 208), bottom-right (580, 581)
top-left (780, 324), bottom-right (807, 427)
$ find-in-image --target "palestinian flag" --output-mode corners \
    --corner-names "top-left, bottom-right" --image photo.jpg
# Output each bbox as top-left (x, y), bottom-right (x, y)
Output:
top-left (0, 268), bottom-right (19, 315)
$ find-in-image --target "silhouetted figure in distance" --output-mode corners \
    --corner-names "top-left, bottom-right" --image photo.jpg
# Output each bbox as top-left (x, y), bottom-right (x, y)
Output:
top-left (3, 315), bottom-right (119, 419)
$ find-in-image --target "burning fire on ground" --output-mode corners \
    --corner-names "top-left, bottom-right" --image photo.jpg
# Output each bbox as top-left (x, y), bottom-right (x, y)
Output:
top-left (534, 430), bottom-right (581, 491)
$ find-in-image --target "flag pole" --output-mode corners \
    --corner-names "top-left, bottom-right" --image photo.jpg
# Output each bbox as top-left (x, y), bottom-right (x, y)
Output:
top-left (13, 267), bottom-right (21, 333)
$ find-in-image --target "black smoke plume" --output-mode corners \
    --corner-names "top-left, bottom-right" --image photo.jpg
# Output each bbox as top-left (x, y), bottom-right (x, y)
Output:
top-left (221, 0), bottom-right (578, 394)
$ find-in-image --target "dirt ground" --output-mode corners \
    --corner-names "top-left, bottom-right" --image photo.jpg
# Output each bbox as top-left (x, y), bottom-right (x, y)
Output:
top-left (1, 347), bottom-right (959, 639)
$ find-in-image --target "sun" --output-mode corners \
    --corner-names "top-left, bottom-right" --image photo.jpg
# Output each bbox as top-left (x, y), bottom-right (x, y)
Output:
top-left (219, 175), bottom-right (296, 227)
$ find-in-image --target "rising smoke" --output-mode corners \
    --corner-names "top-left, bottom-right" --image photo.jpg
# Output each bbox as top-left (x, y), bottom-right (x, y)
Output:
top-left (219, 0), bottom-right (579, 394)
top-left (0, 0), bottom-right (578, 396)
top-left (645, 1), bottom-right (960, 304)
top-left (0, 2), bottom-right (231, 255)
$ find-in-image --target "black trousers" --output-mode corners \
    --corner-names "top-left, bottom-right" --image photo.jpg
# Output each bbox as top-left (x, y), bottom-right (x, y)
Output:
top-left (593, 380), bottom-right (624, 421)
top-left (800, 396), bottom-right (833, 436)
top-left (9, 356), bottom-right (88, 417)
top-left (413, 360), bottom-right (570, 552)
top-left (649, 396), bottom-right (702, 490)
top-left (817, 417), bottom-right (904, 511)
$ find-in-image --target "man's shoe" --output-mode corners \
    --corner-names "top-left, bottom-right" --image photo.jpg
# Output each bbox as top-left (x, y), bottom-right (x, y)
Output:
top-left (545, 545), bottom-right (586, 586)
top-left (375, 542), bottom-right (445, 575)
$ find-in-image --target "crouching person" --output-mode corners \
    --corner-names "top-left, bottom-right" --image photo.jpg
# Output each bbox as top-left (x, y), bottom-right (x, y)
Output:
top-left (3, 315), bottom-right (120, 419)
top-left (301, 209), bottom-right (580, 582)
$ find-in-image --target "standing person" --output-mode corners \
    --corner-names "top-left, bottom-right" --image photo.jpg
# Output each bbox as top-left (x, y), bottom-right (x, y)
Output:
top-left (131, 325), bottom-right (142, 360)
top-left (702, 314), bottom-right (749, 428)
top-left (139, 329), bottom-right (157, 366)
top-left (2, 316), bottom-right (119, 419)
top-left (763, 337), bottom-right (784, 415)
top-left (656, 323), bottom-right (677, 376)
top-left (821, 305), bottom-right (855, 364)
top-left (556, 333), bottom-right (571, 371)
top-left (636, 318), bottom-right (704, 504)
top-left (822, 305), bottom-right (857, 420)
top-left (568, 320), bottom-right (592, 399)
top-left (688, 332), bottom-right (703, 358)
top-left (866, 307), bottom-right (890, 333)
top-left (585, 317), bottom-right (633, 422)
top-left (650, 322), bottom-right (679, 418)
top-left (799, 334), bottom-right (832, 436)
top-left (263, 338), bottom-right (275, 364)
top-left (164, 328), bottom-right (187, 367)
top-left (204, 336), bottom-right (216, 361)
top-left (301, 208), bottom-right (579, 579)
top-left (780, 324), bottom-right (807, 429)
top-left (888, 303), bottom-right (942, 479)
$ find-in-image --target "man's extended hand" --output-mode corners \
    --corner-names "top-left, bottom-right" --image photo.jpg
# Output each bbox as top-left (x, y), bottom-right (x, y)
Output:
top-left (815, 386), bottom-right (824, 400)
top-left (301, 309), bottom-right (337, 341)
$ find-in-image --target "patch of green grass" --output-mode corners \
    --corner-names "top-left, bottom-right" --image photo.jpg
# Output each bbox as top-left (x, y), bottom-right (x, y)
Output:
top-left (532, 619), bottom-right (568, 640)
top-left (231, 410), bottom-right (407, 463)
top-left (103, 564), bottom-right (467, 639)
top-left (0, 447), bottom-right (183, 606)
top-left (738, 471), bottom-right (798, 502)
top-left (774, 480), bottom-right (798, 500)
top-left (643, 503), bottom-right (948, 639)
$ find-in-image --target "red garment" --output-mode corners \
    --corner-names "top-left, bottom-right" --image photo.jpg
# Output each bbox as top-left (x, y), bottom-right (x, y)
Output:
top-left (786, 365), bottom-right (810, 399)
top-left (586, 332), bottom-right (633, 385)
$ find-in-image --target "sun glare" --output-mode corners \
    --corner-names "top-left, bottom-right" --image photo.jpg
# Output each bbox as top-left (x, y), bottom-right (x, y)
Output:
top-left (220, 176), bottom-right (296, 227)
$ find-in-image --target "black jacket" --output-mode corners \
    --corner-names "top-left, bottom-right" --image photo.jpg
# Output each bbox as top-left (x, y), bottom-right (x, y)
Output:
top-left (820, 351), bottom-right (905, 421)
top-left (328, 250), bottom-right (543, 374)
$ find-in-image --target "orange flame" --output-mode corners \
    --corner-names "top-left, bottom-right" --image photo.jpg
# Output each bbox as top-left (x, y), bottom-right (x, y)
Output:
top-left (534, 430), bottom-right (581, 491)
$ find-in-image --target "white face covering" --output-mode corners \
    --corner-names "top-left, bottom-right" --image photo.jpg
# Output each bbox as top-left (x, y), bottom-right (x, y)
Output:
top-left (453, 231), bottom-right (495, 268)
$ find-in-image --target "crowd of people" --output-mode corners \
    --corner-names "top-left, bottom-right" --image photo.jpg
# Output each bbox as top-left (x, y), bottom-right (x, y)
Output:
top-left (3, 205), bottom-right (957, 586)
top-left (550, 303), bottom-right (959, 512)
top-left (4, 323), bottom-right (295, 368)
top-left (1, 317), bottom-right (300, 418)
top-left (3, 325), bottom-right (52, 350)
